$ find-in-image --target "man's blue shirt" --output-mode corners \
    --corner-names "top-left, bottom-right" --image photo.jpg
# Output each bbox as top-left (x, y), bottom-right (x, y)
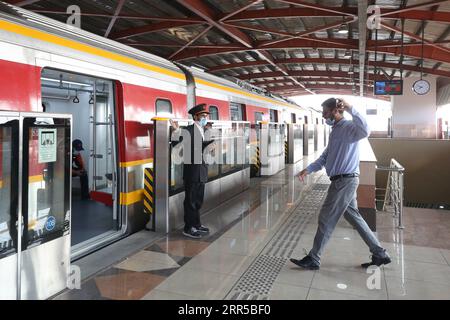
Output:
top-left (306, 107), bottom-right (370, 177)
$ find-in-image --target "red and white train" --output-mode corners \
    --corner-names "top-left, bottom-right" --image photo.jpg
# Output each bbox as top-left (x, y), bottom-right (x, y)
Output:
top-left (0, 3), bottom-right (322, 259)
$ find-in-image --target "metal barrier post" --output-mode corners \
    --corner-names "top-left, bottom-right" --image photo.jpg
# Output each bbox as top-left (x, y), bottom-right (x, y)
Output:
top-left (376, 158), bottom-right (405, 229)
top-left (286, 123), bottom-right (294, 164)
top-left (398, 171), bottom-right (404, 229)
top-left (152, 117), bottom-right (170, 233)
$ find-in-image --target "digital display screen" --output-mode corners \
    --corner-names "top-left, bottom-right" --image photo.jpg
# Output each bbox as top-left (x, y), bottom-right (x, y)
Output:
top-left (374, 80), bottom-right (403, 95)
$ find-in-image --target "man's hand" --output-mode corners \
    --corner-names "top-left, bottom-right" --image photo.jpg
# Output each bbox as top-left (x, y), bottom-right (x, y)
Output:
top-left (336, 97), bottom-right (351, 112)
top-left (169, 119), bottom-right (179, 130)
top-left (296, 169), bottom-right (308, 182)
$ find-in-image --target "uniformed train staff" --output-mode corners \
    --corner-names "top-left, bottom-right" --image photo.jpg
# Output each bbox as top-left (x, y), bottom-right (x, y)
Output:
top-left (181, 103), bottom-right (214, 238)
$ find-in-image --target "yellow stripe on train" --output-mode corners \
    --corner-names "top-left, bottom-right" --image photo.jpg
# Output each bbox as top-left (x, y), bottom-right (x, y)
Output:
top-left (0, 20), bottom-right (297, 109)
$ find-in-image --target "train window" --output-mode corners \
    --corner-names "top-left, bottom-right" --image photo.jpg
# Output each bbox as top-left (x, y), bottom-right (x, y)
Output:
top-left (156, 99), bottom-right (172, 115)
top-left (209, 106), bottom-right (219, 120)
top-left (270, 109), bottom-right (278, 122)
top-left (291, 113), bottom-right (296, 123)
top-left (230, 103), bottom-right (244, 121)
top-left (255, 112), bottom-right (264, 122)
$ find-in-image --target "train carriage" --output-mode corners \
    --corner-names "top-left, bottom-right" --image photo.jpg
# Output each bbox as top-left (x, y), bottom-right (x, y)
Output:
top-left (0, 2), bottom-right (319, 262)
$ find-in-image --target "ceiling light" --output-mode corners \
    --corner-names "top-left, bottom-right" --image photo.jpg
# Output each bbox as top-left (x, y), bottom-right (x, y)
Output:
top-left (337, 23), bottom-right (348, 34)
top-left (41, 77), bottom-right (91, 87)
top-left (344, 49), bottom-right (352, 59)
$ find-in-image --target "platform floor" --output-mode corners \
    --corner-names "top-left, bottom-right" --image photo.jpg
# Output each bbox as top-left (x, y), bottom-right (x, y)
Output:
top-left (55, 154), bottom-right (450, 300)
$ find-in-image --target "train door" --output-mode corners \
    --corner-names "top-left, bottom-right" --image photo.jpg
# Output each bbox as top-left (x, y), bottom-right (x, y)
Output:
top-left (41, 68), bottom-right (121, 259)
top-left (0, 112), bottom-right (19, 299)
top-left (0, 111), bottom-right (71, 299)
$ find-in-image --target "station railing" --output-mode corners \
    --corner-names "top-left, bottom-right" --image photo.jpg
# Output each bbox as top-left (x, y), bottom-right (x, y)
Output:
top-left (375, 158), bottom-right (405, 229)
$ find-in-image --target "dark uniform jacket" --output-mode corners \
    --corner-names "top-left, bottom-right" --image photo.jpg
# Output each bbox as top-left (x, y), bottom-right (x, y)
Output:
top-left (182, 124), bottom-right (214, 183)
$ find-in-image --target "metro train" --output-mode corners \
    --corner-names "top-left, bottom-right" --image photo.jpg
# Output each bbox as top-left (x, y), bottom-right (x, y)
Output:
top-left (0, 2), bottom-right (323, 261)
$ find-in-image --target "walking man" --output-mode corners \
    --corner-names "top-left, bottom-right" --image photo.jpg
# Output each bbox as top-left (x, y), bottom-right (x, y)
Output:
top-left (290, 97), bottom-right (391, 270)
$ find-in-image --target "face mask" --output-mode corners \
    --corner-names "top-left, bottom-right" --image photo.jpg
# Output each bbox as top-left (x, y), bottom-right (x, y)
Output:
top-left (325, 118), bottom-right (335, 126)
top-left (199, 118), bottom-right (207, 127)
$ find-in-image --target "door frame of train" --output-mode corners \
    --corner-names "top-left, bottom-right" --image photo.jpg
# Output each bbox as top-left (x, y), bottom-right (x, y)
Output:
top-left (36, 58), bottom-right (126, 260)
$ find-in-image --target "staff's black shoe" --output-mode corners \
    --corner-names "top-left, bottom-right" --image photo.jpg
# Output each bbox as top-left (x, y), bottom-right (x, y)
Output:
top-left (183, 227), bottom-right (202, 239)
top-left (195, 225), bottom-right (209, 233)
top-left (361, 255), bottom-right (391, 268)
top-left (290, 256), bottom-right (320, 270)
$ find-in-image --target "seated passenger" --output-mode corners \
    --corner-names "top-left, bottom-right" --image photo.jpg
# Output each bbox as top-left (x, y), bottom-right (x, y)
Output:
top-left (72, 139), bottom-right (90, 200)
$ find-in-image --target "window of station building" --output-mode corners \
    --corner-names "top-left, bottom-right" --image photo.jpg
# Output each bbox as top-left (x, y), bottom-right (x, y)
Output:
top-left (270, 109), bottom-right (278, 122)
top-left (230, 103), bottom-right (244, 121)
top-left (304, 116), bottom-right (308, 124)
top-left (156, 98), bottom-right (172, 115)
top-left (209, 106), bottom-right (219, 120)
top-left (291, 113), bottom-right (296, 123)
top-left (255, 112), bottom-right (264, 122)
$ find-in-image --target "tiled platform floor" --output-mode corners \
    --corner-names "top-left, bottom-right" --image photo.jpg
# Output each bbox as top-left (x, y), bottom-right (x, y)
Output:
top-left (55, 155), bottom-right (450, 300)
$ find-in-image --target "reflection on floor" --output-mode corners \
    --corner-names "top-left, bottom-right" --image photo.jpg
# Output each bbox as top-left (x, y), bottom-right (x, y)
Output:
top-left (71, 197), bottom-right (115, 246)
top-left (56, 154), bottom-right (450, 300)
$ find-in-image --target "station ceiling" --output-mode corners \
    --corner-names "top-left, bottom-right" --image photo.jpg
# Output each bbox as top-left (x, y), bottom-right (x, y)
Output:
top-left (5, 0), bottom-right (450, 100)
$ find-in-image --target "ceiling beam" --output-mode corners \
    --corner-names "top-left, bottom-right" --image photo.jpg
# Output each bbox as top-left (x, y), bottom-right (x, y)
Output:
top-left (222, 22), bottom-right (293, 38)
top-left (110, 21), bottom-right (202, 40)
top-left (278, 0), bottom-right (356, 17)
top-left (258, 17), bottom-right (357, 48)
top-left (222, 8), bottom-right (357, 21)
top-left (381, 10), bottom-right (450, 23)
top-left (379, 0), bottom-right (450, 16)
top-left (104, 0), bottom-right (126, 38)
top-left (126, 42), bottom-right (245, 49)
top-left (5, 0), bottom-right (41, 6)
top-left (30, 10), bottom-right (205, 23)
top-left (381, 22), bottom-right (450, 55)
top-left (237, 70), bottom-right (383, 81)
top-left (283, 90), bottom-right (389, 101)
top-left (367, 39), bottom-right (450, 49)
top-left (255, 50), bottom-right (315, 94)
top-left (174, 0), bottom-right (316, 93)
top-left (206, 58), bottom-right (450, 78)
top-left (168, 26), bottom-right (212, 60)
top-left (223, 7), bottom-right (449, 23)
top-left (176, 0), bottom-right (253, 48)
top-left (258, 78), bottom-right (372, 86)
top-left (271, 84), bottom-right (372, 92)
top-left (219, 0), bottom-right (264, 22)
top-left (172, 37), bottom-right (450, 64)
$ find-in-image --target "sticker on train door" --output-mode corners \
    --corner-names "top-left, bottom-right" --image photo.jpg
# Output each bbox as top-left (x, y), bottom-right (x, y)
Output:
top-left (38, 128), bottom-right (57, 163)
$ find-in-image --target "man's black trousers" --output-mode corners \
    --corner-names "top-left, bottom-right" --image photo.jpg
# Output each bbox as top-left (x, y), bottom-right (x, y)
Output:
top-left (183, 182), bottom-right (205, 231)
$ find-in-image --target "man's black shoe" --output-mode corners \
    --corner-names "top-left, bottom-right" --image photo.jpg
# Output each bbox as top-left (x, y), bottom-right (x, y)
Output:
top-left (361, 255), bottom-right (391, 268)
top-left (183, 227), bottom-right (202, 239)
top-left (195, 225), bottom-right (209, 233)
top-left (290, 256), bottom-right (320, 270)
